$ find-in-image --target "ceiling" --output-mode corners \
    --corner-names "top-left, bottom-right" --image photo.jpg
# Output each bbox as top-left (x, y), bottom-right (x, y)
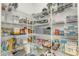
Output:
top-left (17, 3), bottom-right (47, 15)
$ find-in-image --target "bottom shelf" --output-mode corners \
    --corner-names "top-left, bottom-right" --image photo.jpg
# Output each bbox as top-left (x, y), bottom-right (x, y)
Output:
top-left (64, 51), bottom-right (77, 56)
top-left (1, 46), bottom-right (25, 56)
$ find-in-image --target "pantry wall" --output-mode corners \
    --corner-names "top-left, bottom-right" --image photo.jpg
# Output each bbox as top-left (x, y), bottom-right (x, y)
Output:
top-left (0, 3), bottom-right (79, 56)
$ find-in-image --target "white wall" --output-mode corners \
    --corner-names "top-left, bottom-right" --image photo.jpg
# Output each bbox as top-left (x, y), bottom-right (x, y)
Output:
top-left (53, 7), bottom-right (77, 23)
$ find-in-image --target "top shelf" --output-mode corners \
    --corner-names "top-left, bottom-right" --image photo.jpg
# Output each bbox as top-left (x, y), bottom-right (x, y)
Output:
top-left (66, 20), bottom-right (77, 23)
top-left (1, 19), bottom-right (78, 27)
top-left (1, 22), bottom-right (33, 27)
top-left (53, 20), bottom-right (77, 26)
